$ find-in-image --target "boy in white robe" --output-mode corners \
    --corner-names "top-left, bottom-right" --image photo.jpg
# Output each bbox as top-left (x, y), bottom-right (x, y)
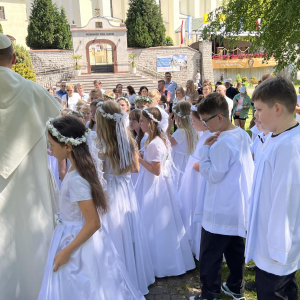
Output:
top-left (245, 76), bottom-right (300, 299)
top-left (194, 93), bottom-right (254, 300)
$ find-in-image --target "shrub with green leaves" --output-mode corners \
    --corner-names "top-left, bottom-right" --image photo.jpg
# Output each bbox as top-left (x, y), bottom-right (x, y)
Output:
top-left (250, 76), bottom-right (258, 85)
top-left (12, 63), bottom-right (36, 81)
top-left (126, 0), bottom-right (166, 47)
top-left (0, 24), bottom-right (3, 34)
top-left (242, 76), bottom-right (248, 82)
top-left (13, 44), bottom-right (33, 68)
top-left (236, 73), bottom-right (242, 82)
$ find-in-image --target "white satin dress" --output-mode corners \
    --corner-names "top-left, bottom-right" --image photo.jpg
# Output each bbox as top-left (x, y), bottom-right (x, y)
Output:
top-left (38, 170), bottom-right (145, 300)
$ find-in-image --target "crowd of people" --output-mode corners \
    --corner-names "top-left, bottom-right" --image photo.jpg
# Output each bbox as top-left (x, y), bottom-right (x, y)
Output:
top-left (44, 72), bottom-right (300, 300)
top-left (1, 31), bottom-right (300, 300)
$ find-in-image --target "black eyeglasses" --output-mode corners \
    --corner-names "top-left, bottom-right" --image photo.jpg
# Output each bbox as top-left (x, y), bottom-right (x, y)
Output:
top-left (201, 114), bottom-right (226, 126)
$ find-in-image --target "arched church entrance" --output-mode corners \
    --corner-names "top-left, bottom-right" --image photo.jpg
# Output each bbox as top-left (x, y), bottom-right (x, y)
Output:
top-left (71, 17), bottom-right (128, 75)
top-left (86, 39), bottom-right (117, 73)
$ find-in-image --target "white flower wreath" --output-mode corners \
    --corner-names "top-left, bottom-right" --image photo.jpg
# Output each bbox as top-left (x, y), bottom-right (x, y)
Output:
top-left (143, 108), bottom-right (160, 123)
top-left (172, 104), bottom-right (189, 119)
top-left (103, 93), bottom-right (115, 99)
top-left (116, 96), bottom-right (130, 107)
top-left (97, 103), bottom-right (125, 121)
top-left (47, 118), bottom-right (90, 146)
top-left (134, 96), bottom-right (153, 104)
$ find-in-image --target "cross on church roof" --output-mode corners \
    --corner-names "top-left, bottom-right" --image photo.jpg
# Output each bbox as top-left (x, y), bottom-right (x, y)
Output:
top-left (95, 7), bottom-right (100, 17)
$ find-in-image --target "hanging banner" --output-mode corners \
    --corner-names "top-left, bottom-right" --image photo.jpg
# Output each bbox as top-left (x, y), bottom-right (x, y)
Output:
top-left (157, 55), bottom-right (188, 72)
top-left (187, 16), bottom-right (192, 39)
top-left (212, 57), bottom-right (277, 69)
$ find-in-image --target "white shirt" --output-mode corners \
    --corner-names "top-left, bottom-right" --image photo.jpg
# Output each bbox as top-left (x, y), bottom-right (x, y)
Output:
top-left (156, 105), bottom-right (169, 132)
top-left (250, 132), bottom-right (272, 163)
top-left (61, 93), bottom-right (81, 110)
top-left (173, 96), bottom-right (190, 104)
top-left (296, 95), bottom-right (300, 122)
top-left (128, 94), bottom-right (137, 104)
top-left (225, 96), bottom-right (233, 119)
top-left (172, 129), bottom-right (188, 154)
top-left (194, 127), bottom-right (254, 237)
top-left (250, 125), bottom-right (262, 142)
top-left (246, 124), bottom-right (300, 276)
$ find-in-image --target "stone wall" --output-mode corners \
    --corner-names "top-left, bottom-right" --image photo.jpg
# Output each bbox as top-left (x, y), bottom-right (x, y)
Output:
top-left (199, 40), bottom-right (214, 84)
top-left (29, 50), bottom-right (74, 88)
top-left (128, 46), bottom-right (201, 87)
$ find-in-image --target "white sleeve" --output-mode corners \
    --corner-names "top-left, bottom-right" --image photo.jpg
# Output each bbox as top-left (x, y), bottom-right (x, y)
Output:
top-left (267, 144), bottom-right (300, 264)
top-left (69, 176), bottom-right (92, 202)
top-left (199, 142), bottom-right (233, 183)
top-left (147, 141), bottom-right (163, 162)
top-left (172, 129), bottom-right (185, 145)
top-left (61, 94), bottom-right (66, 103)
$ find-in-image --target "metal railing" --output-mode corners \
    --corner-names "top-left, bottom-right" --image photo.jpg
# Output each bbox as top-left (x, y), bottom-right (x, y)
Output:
top-left (134, 63), bottom-right (164, 80)
top-left (34, 65), bottom-right (74, 76)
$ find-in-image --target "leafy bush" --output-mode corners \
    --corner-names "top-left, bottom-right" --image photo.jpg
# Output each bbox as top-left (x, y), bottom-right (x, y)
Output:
top-left (250, 76), bottom-right (258, 84)
top-left (126, 0), bottom-right (166, 47)
top-left (236, 73), bottom-right (242, 82)
top-left (12, 63), bottom-right (36, 81)
top-left (13, 44), bottom-right (33, 68)
top-left (165, 36), bottom-right (174, 46)
top-left (242, 76), bottom-right (248, 82)
top-left (0, 24), bottom-right (3, 34)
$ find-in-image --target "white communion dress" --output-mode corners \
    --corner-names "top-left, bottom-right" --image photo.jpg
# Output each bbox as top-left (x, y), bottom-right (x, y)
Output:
top-left (38, 170), bottom-right (145, 300)
top-left (101, 160), bottom-right (155, 295)
top-left (178, 130), bottom-right (214, 260)
top-left (171, 128), bottom-right (191, 191)
top-left (135, 137), bottom-right (195, 277)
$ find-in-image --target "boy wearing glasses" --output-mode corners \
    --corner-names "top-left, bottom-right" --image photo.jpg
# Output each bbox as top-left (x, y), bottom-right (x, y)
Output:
top-left (194, 93), bottom-right (254, 300)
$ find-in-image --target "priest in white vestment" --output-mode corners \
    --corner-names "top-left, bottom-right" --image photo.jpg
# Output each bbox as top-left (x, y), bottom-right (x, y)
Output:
top-left (0, 34), bottom-right (61, 300)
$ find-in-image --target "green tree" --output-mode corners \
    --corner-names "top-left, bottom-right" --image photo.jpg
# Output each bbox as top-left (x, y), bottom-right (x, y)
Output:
top-left (26, 0), bottom-right (72, 49)
top-left (53, 7), bottom-right (72, 49)
top-left (125, 0), bottom-right (166, 47)
top-left (205, 0), bottom-right (300, 73)
top-left (0, 23), bottom-right (3, 34)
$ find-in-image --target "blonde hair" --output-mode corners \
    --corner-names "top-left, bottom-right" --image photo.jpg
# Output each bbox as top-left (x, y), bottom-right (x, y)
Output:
top-left (148, 89), bottom-right (161, 103)
top-left (103, 90), bottom-right (115, 101)
top-left (96, 101), bottom-right (137, 175)
top-left (129, 109), bottom-right (144, 149)
top-left (66, 83), bottom-right (74, 90)
top-left (142, 107), bottom-right (168, 149)
top-left (173, 101), bottom-right (198, 154)
top-left (89, 88), bottom-right (103, 99)
top-left (60, 108), bottom-right (72, 116)
top-left (76, 100), bottom-right (86, 110)
top-left (76, 83), bottom-right (83, 88)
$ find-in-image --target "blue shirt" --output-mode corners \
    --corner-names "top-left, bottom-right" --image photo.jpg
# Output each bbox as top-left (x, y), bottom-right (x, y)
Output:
top-left (165, 80), bottom-right (177, 102)
top-left (56, 90), bottom-right (67, 98)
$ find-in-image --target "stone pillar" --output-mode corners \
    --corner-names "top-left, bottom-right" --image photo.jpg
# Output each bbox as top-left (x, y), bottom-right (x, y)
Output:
top-left (199, 40), bottom-right (214, 83)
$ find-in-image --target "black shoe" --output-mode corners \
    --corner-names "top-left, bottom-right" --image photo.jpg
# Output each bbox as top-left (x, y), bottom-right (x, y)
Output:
top-left (245, 281), bottom-right (257, 292)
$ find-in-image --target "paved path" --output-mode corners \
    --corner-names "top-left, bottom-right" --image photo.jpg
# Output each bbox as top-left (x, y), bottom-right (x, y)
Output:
top-left (146, 268), bottom-right (201, 300)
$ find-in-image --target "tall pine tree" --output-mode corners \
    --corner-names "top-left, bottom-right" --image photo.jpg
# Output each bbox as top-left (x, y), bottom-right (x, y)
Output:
top-left (26, 0), bottom-right (72, 49)
top-left (125, 0), bottom-right (166, 48)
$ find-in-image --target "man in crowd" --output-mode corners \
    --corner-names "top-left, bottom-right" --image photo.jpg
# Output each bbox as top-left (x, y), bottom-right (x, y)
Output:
top-left (56, 81), bottom-right (67, 98)
top-left (225, 78), bottom-right (239, 100)
top-left (158, 79), bottom-right (171, 103)
top-left (93, 80), bottom-right (105, 94)
top-left (164, 72), bottom-right (177, 104)
top-left (0, 33), bottom-right (61, 300)
top-left (76, 83), bottom-right (89, 101)
top-left (216, 84), bottom-right (233, 119)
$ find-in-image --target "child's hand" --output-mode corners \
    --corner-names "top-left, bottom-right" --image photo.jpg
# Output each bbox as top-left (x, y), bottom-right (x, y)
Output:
top-left (193, 162), bottom-right (200, 172)
top-left (204, 132), bottom-right (220, 146)
top-left (53, 248), bottom-right (71, 272)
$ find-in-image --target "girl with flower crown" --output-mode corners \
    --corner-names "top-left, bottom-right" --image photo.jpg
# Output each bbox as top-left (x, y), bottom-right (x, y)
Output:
top-left (178, 104), bottom-right (214, 260)
top-left (95, 101), bottom-right (155, 295)
top-left (135, 107), bottom-right (195, 278)
top-left (39, 115), bottom-right (145, 300)
top-left (134, 96), bottom-right (153, 110)
top-left (166, 101), bottom-right (199, 190)
top-left (116, 96), bottom-right (130, 114)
